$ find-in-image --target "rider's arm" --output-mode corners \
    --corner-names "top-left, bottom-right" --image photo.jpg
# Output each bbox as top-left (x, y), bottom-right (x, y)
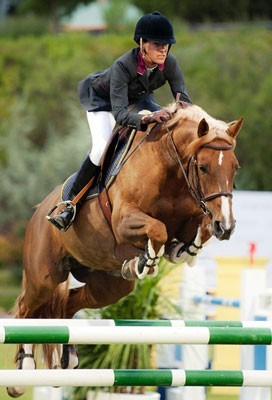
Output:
top-left (110, 60), bottom-right (146, 130)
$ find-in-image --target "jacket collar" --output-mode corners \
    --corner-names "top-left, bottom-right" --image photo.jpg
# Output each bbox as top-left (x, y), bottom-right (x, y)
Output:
top-left (137, 50), bottom-right (164, 75)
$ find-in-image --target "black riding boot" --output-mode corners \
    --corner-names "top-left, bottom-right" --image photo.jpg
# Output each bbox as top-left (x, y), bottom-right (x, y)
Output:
top-left (48, 156), bottom-right (99, 231)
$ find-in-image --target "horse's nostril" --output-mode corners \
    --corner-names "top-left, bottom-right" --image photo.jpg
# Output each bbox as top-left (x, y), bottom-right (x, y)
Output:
top-left (214, 221), bottom-right (224, 236)
top-left (214, 220), bottom-right (234, 240)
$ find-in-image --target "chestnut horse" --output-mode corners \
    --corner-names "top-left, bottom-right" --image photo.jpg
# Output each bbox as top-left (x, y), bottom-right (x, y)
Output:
top-left (8, 103), bottom-right (243, 397)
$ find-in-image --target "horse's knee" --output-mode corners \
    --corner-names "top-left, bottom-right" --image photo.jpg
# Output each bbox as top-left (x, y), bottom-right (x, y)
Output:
top-left (146, 220), bottom-right (168, 253)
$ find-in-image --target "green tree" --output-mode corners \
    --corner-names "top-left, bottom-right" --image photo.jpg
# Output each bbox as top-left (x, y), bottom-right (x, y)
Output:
top-left (17, 0), bottom-right (95, 31)
top-left (131, 0), bottom-right (272, 22)
top-left (103, 0), bottom-right (140, 32)
top-left (0, 27), bottom-right (271, 235)
top-left (129, 0), bottom-right (183, 18)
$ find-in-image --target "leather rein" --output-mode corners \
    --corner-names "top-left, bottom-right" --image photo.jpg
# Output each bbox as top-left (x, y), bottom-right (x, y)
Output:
top-left (166, 129), bottom-right (234, 216)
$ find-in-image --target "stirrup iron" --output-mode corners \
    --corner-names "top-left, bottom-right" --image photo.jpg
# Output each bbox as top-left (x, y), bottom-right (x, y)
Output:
top-left (46, 200), bottom-right (76, 231)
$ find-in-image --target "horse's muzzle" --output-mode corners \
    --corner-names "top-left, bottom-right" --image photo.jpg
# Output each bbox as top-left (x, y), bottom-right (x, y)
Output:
top-left (213, 220), bottom-right (236, 241)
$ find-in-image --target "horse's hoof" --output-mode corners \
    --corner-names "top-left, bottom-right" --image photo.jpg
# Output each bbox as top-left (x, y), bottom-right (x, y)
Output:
top-left (6, 386), bottom-right (26, 398)
top-left (69, 345), bottom-right (79, 369)
top-left (168, 241), bottom-right (187, 263)
top-left (61, 344), bottom-right (79, 369)
top-left (121, 259), bottom-right (137, 280)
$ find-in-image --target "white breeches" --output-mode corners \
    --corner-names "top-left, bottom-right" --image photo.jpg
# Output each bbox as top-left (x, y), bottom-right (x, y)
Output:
top-left (86, 111), bottom-right (116, 166)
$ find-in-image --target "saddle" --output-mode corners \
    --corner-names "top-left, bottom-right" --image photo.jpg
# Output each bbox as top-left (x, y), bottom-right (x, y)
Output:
top-left (61, 126), bottom-right (136, 202)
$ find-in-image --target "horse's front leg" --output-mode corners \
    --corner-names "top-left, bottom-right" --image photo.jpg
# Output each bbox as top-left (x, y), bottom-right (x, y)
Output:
top-left (112, 205), bottom-right (168, 280)
top-left (165, 225), bottom-right (204, 266)
top-left (122, 238), bottom-right (165, 280)
top-left (165, 217), bottom-right (212, 267)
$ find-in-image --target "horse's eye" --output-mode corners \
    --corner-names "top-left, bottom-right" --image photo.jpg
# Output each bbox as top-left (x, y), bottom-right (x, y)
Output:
top-left (199, 165), bottom-right (208, 174)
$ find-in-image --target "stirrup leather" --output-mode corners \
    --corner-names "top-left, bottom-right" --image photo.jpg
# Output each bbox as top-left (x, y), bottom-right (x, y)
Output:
top-left (46, 200), bottom-right (76, 231)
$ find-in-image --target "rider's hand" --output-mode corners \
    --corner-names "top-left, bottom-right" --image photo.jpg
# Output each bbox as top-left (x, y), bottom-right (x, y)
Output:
top-left (141, 110), bottom-right (172, 125)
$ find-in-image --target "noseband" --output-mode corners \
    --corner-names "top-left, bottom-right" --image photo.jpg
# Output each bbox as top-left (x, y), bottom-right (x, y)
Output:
top-left (167, 132), bottom-right (234, 215)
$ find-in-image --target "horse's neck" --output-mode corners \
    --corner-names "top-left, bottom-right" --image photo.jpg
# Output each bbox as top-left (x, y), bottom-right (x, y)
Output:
top-left (160, 124), bottom-right (195, 170)
top-left (144, 132), bottom-right (190, 192)
top-left (125, 126), bottom-right (194, 193)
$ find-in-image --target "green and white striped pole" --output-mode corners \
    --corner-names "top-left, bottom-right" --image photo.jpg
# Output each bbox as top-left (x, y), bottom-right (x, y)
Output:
top-left (1, 318), bottom-right (272, 328)
top-left (1, 325), bottom-right (272, 345)
top-left (2, 369), bottom-right (272, 387)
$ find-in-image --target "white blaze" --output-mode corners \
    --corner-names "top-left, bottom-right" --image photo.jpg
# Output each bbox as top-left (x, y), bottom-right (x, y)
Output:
top-left (218, 152), bottom-right (232, 228)
top-left (218, 150), bottom-right (223, 165)
top-left (221, 195), bottom-right (231, 229)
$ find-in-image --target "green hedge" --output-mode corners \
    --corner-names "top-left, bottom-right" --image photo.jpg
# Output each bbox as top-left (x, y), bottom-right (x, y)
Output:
top-left (0, 26), bottom-right (271, 233)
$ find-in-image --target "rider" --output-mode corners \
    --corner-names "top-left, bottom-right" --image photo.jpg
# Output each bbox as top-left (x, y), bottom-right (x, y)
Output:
top-left (48, 11), bottom-right (192, 231)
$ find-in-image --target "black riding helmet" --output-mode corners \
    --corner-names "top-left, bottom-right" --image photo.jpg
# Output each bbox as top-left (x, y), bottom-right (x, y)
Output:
top-left (134, 11), bottom-right (176, 45)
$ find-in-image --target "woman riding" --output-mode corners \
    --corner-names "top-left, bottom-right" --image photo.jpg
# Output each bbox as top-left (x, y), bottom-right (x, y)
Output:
top-left (48, 11), bottom-right (192, 231)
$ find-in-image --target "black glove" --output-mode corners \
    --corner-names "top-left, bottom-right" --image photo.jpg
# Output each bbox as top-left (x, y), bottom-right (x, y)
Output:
top-left (141, 110), bottom-right (172, 125)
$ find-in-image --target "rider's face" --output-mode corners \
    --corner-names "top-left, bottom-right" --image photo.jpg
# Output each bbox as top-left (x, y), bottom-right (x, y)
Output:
top-left (143, 41), bottom-right (169, 65)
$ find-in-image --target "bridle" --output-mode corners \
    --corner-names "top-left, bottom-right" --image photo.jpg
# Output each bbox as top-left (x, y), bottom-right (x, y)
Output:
top-left (167, 130), bottom-right (234, 216)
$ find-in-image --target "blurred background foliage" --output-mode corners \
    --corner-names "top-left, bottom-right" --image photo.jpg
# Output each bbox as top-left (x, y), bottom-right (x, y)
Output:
top-left (0, 0), bottom-right (271, 310)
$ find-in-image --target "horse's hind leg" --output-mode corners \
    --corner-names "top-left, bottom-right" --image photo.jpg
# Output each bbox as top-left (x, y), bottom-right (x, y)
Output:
top-left (7, 282), bottom-right (57, 398)
top-left (7, 263), bottom-right (69, 397)
top-left (46, 269), bottom-right (134, 372)
top-left (66, 268), bottom-right (135, 317)
top-left (7, 275), bottom-right (43, 397)
top-left (60, 344), bottom-right (79, 369)
top-left (7, 286), bottom-right (67, 398)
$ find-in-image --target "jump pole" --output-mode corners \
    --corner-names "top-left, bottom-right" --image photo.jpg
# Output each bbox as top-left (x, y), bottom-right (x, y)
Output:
top-left (1, 318), bottom-right (272, 327)
top-left (193, 295), bottom-right (240, 308)
top-left (1, 326), bottom-right (272, 345)
top-left (3, 369), bottom-right (272, 387)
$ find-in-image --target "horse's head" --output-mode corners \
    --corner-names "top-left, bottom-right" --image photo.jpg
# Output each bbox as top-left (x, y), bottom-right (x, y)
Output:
top-left (192, 117), bottom-right (243, 240)
top-left (166, 104), bottom-right (244, 241)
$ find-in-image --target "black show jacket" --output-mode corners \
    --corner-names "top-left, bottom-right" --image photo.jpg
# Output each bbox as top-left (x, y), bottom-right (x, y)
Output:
top-left (78, 47), bottom-right (191, 131)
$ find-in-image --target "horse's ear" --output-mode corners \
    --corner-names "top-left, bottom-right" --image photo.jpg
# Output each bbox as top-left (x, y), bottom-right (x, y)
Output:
top-left (227, 117), bottom-right (244, 139)
top-left (197, 118), bottom-right (209, 137)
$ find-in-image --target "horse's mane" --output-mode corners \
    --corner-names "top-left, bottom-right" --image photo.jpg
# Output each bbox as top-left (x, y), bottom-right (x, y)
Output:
top-left (164, 103), bottom-right (237, 156)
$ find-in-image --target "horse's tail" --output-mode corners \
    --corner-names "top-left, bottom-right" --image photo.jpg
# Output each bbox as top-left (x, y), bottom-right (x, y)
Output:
top-left (11, 279), bottom-right (70, 369)
top-left (41, 280), bottom-right (70, 368)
